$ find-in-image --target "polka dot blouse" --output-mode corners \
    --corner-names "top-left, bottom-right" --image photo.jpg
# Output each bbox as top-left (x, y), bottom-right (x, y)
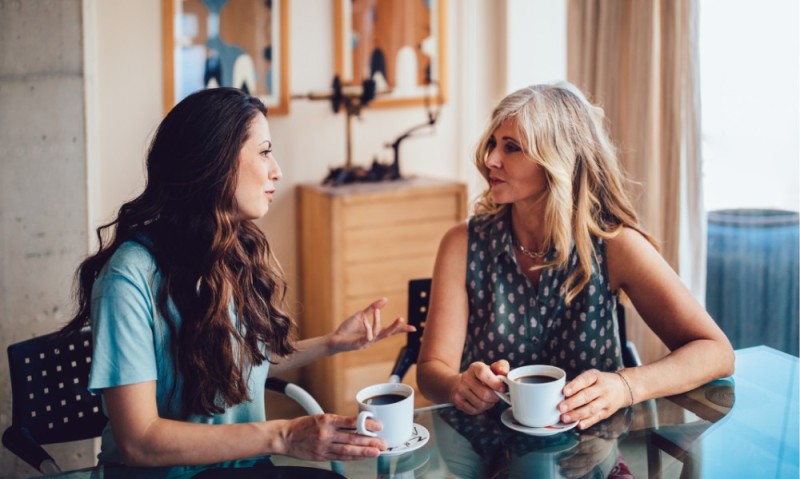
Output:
top-left (461, 213), bottom-right (624, 379)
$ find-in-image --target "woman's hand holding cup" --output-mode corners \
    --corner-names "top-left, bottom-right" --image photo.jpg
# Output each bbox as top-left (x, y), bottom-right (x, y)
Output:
top-left (280, 413), bottom-right (386, 461)
top-left (559, 369), bottom-right (632, 430)
top-left (490, 359), bottom-right (511, 377)
top-left (448, 361), bottom-right (510, 415)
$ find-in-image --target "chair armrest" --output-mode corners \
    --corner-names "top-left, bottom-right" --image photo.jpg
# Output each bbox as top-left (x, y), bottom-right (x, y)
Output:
top-left (389, 346), bottom-right (413, 383)
top-left (2, 426), bottom-right (60, 474)
top-left (265, 378), bottom-right (324, 416)
top-left (625, 341), bottom-right (643, 367)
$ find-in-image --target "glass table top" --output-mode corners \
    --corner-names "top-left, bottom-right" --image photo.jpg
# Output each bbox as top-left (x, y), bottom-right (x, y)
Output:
top-left (38, 346), bottom-right (798, 479)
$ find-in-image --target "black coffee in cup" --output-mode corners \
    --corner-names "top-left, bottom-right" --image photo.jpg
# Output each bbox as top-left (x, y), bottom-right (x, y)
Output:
top-left (516, 374), bottom-right (557, 384)
top-left (363, 393), bottom-right (406, 405)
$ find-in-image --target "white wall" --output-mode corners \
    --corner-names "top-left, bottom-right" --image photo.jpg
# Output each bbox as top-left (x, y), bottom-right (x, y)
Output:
top-left (87, 1), bottom-right (164, 235)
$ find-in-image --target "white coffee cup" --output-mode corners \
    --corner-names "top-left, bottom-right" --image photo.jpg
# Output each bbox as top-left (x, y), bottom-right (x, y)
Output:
top-left (355, 383), bottom-right (414, 448)
top-left (494, 365), bottom-right (566, 428)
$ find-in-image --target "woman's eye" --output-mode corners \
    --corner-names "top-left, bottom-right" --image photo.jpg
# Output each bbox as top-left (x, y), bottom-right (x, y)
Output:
top-left (261, 149), bottom-right (273, 157)
top-left (487, 138), bottom-right (496, 150)
top-left (504, 143), bottom-right (520, 153)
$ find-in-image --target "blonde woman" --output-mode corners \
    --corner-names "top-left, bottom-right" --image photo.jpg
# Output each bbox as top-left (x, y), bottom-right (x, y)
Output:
top-left (416, 82), bottom-right (734, 431)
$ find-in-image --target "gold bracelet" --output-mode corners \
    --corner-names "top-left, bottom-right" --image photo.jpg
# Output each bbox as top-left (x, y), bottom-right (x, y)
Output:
top-left (614, 370), bottom-right (634, 407)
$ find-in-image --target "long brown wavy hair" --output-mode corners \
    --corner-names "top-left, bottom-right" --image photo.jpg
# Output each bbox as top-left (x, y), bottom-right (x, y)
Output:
top-left (62, 87), bottom-right (296, 416)
top-left (473, 82), bottom-right (658, 304)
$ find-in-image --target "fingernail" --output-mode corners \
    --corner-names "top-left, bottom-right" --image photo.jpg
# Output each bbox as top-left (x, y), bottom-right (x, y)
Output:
top-left (563, 415), bottom-right (571, 422)
top-left (564, 387), bottom-right (571, 395)
top-left (559, 404), bottom-right (567, 412)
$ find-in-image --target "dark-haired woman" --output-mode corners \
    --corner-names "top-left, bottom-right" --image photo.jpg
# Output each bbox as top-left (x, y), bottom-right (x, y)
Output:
top-left (62, 87), bottom-right (412, 470)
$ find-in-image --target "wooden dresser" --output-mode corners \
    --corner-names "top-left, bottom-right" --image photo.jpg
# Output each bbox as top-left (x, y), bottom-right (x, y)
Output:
top-left (297, 177), bottom-right (467, 415)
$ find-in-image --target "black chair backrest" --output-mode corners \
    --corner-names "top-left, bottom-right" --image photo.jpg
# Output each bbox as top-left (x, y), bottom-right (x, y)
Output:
top-left (390, 278), bottom-right (431, 381)
top-left (5, 328), bottom-right (107, 445)
top-left (405, 278), bottom-right (430, 355)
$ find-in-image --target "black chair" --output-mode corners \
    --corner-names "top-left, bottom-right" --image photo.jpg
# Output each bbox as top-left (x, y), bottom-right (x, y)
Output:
top-left (389, 277), bottom-right (642, 383)
top-left (3, 328), bottom-right (106, 475)
top-left (3, 329), bottom-right (328, 475)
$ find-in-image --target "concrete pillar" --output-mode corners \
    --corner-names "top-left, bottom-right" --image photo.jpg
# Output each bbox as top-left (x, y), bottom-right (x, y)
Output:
top-left (0, 0), bottom-right (92, 475)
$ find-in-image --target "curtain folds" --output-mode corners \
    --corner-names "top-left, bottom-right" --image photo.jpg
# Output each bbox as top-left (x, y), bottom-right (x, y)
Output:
top-left (567, 0), bottom-right (704, 364)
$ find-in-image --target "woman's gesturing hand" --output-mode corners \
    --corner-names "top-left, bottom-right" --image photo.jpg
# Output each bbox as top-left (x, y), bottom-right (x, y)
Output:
top-left (281, 414), bottom-right (386, 461)
top-left (449, 360), bottom-right (510, 414)
top-left (558, 369), bottom-right (631, 430)
top-left (327, 298), bottom-right (416, 354)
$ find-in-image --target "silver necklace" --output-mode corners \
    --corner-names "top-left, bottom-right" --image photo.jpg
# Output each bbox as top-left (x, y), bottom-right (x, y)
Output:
top-left (514, 238), bottom-right (547, 260)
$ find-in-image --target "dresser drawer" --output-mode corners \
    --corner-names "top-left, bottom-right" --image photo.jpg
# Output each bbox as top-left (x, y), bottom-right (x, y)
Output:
top-left (342, 192), bottom-right (461, 229)
top-left (343, 218), bottom-right (452, 263)
top-left (344, 255), bottom-right (436, 298)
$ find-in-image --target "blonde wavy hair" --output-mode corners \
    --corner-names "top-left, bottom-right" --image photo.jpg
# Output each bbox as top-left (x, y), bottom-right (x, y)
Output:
top-left (473, 82), bottom-right (657, 304)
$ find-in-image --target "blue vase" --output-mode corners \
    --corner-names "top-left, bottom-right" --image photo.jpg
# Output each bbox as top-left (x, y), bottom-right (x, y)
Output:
top-left (706, 209), bottom-right (799, 356)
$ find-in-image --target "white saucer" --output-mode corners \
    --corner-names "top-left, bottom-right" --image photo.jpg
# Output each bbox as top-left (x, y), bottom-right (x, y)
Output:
top-left (500, 409), bottom-right (579, 437)
top-left (379, 423), bottom-right (430, 457)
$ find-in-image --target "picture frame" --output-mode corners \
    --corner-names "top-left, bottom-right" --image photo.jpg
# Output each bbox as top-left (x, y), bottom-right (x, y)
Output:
top-left (162, 0), bottom-right (290, 115)
top-left (333, 0), bottom-right (447, 108)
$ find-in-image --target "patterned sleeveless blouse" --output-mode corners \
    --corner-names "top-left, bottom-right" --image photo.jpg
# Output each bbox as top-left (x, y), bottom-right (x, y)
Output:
top-left (462, 213), bottom-right (623, 379)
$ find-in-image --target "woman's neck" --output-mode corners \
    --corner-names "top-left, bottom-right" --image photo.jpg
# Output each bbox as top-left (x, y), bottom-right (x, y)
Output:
top-left (510, 203), bottom-right (547, 254)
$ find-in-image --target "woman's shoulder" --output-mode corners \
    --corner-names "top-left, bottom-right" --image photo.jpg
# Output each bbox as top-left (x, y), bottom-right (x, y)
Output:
top-left (604, 226), bottom-right (657, 256)
top-left (604, 226), bottom-right (661, 290)
top-left (440, 221), bottom-right (468, 249)
top-left (99, 239), bottom-right (159, 287)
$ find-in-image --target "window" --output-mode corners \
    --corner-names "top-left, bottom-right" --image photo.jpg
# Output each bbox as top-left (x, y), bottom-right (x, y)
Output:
top-left (699, 0), bottom-right (798, 212)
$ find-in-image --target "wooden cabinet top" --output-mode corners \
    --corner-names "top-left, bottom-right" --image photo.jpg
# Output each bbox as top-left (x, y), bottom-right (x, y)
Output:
top-left (297, 176), bottom-right (465, 198)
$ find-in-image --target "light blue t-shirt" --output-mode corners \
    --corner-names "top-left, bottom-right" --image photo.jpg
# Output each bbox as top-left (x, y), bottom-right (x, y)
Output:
top-left (88, 240), bottom-right (270, 469)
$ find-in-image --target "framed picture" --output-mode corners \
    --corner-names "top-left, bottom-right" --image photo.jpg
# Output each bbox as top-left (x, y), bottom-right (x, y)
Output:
top-left (334, 0), bottom-right (447, 108)
top-left (162, 0), bottom-right (290, 115)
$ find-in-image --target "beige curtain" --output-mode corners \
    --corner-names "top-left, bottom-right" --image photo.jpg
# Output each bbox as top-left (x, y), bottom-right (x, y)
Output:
top-left (567, 0), bottom-right (704, 364)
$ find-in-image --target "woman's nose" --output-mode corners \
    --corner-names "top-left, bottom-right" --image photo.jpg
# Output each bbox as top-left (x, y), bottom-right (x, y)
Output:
top-left (485, 150), bottom-right (502, 169)
top-left (270, 155), bottom-right (283, 181)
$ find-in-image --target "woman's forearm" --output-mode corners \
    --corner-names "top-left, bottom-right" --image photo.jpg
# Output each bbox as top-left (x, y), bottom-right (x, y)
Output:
top-left (416, 360), bottom-right (460, 404)
top-left (268, 335), bottom-right (332, 376)
top-left (104, 383), bottom-right (293, 466)
top-left (117, 417), bottom-right (289, 466)
top-left (618, 338), bottom-right (734, 405)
